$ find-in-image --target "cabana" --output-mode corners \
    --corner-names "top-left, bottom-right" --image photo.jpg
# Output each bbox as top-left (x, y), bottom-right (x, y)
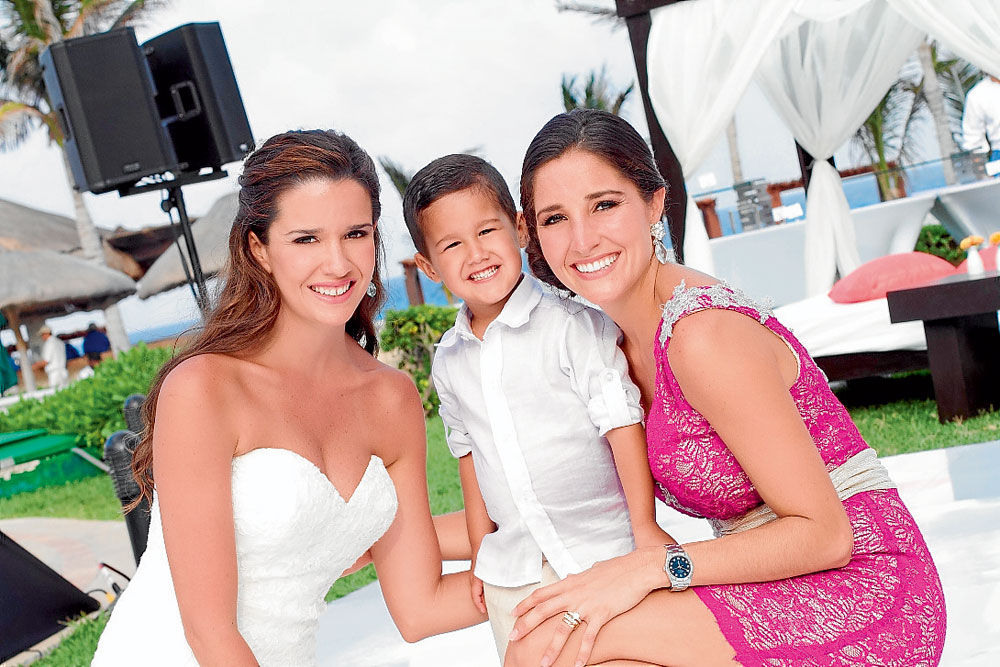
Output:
top-left (617, 0), bottom-right (1000, 378)
top-left (0, 248), bottom-right (136, 393)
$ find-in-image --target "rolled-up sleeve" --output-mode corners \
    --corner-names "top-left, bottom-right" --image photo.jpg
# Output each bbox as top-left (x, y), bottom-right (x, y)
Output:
top-left (432, 353), bottom-right (474, 458)
top-left (559, 306), bottom-right (643, 435)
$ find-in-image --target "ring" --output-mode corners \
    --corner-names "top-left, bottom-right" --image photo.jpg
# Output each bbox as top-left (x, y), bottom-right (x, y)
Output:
top-left (562, 611), bottom-right (582, 630)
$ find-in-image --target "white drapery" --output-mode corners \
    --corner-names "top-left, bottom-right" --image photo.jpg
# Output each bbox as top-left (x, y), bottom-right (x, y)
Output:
top-left (755, 0), bottom-right (924, 295)
top-left (887, 0), bottom-right (1000, 76)
top-left (646, 0), bottom-right (797, 273)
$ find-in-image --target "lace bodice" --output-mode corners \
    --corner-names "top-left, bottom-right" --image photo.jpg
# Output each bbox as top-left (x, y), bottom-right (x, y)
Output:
top-left (647, 281), bottom-right (869, 521)
top-left (93, 449), bottom-right (397, 666)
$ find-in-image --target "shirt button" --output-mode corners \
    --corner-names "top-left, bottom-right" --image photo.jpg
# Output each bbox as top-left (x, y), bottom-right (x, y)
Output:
top-left (603, 370), bottom-right (617, 383)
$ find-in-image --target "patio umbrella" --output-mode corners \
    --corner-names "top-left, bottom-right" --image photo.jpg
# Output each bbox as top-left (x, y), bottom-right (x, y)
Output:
top-left (136, 192), bottom-right (238, 299)
top-left (0, 198), bottom-right (80, 254)
top-left (0, 247), bottom-right (136, 392)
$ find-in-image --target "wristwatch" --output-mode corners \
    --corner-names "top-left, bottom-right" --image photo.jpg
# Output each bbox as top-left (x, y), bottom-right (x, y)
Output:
top-left (663, 544), bottom-right (693, 591)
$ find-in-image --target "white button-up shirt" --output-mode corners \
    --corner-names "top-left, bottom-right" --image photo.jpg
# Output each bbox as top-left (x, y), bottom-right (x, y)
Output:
top-left (962, 77), bottom-right (1000, 153)
top-left (432, 276), bottom-right (643, 587)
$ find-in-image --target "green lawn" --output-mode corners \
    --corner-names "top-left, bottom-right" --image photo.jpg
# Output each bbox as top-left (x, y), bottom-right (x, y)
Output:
top-left (834, 372), bottom-right (1000, 457)
top-left (0, 474), bottom-right (123, 521)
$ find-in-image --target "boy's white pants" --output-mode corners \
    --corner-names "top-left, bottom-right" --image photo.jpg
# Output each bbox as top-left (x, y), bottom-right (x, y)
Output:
top-left (482, 561), bottom-right (560, 662)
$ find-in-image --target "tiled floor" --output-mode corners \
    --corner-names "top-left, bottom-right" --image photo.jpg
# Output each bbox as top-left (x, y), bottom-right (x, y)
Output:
top-left (2, 441), bottom-right (997, 666)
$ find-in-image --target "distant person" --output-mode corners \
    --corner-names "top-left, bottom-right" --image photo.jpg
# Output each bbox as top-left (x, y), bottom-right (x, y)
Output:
top-left (0, 313), bottom-right (18, 394)
top-left (962, 74), bottom-right (1000, 161)
top-left (402, 154), bottom-right (665, 661)
top-left (82, 323), bottom-right (111, 363)
top-left (92, 129), bottom-right (485, 666)
top-left (64, 341), bottom-right (81, 361)
top-left (31, 325), bottom-right (68, 390)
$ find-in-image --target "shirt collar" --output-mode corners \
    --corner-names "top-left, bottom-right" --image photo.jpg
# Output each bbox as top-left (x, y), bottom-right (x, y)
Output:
top-left (436, 274), bottom-right (542, 347)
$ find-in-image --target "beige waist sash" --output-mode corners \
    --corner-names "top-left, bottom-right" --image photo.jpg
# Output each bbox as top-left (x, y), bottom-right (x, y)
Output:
top-left (709, 448), bottom-right (896, 538)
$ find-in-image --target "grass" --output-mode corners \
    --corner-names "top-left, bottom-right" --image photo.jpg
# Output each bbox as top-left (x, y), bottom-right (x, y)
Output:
top-left (30, 613), bottom-right (109, 667)
top-left (0, 474), bottom-right (123, 521)
top-left (836, 371), bottom-right (1000, 457)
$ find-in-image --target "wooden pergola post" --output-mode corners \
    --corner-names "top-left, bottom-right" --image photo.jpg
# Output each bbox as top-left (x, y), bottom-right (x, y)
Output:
top-left (400, 258), bottom-right (425, 306)
top-left (616, 0), bottom-right (691, 263)
top-left (1, 307), bottom-right (36, 393)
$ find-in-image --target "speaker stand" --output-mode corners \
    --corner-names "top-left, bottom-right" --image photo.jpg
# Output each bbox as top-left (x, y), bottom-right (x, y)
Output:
top-left (119, 170), bottom-right (228, 316)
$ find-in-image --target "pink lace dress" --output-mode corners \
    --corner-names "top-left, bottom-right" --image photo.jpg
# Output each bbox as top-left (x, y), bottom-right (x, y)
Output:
top-left (646, 282), bottom-right (946, 667)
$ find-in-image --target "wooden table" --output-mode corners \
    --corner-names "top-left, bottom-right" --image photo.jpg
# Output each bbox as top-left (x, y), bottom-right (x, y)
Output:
top-left (887, 271), bottom-right (1000, 422)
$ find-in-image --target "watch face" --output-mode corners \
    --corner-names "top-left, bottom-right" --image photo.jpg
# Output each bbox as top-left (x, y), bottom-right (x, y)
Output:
top-left (668, 555), bottom-right (691, 579)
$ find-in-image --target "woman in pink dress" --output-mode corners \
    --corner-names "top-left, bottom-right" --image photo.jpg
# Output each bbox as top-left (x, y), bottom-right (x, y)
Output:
top-left (503, 109), bottom-right (946, 667)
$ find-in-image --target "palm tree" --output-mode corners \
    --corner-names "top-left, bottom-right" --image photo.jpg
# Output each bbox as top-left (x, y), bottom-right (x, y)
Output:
top-left (0, 1), bottom-right (167, 356)
top-left (852, 57), bottom-right (927, 201)
top-left (561, 66), bottom-right (633, 115)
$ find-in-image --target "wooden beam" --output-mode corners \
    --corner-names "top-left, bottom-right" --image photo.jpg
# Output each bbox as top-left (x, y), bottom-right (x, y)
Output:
top-left (618, 1), bottom-right (689, 262)
top-left (1, 307), bottom-right (36, 393)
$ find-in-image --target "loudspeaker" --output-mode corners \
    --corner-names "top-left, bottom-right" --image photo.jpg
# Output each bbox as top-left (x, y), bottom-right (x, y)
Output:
top-left (143, 23), bottom-right (253, 173)
top-left (40, 28), bottom-right (178, 194)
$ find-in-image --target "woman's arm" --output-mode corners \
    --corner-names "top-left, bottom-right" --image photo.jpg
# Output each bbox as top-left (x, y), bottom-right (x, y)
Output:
top-left (153, 357), bottom-right (259, 665)
top-left (510, 308), bottom-right (854, 663)
top-left (604, 423), bottom-right (674, 547)
top-left (369, 372), bottom-right (487, 641)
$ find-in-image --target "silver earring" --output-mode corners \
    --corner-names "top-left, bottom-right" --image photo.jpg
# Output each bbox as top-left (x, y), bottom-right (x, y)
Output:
top-left (650, 220), bottom-right (669, 264)
top-left (366, 282), bottom-right (378, 297)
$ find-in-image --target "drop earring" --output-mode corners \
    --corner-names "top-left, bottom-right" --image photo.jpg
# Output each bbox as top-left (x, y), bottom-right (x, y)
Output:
top-left (650, 220), bottom-right (669, 264)
top-left (366, 282), bottom-right (378, 297)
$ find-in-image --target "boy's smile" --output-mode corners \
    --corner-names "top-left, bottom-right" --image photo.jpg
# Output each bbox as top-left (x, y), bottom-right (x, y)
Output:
top-left (414, 186), bottom-right (527, 334)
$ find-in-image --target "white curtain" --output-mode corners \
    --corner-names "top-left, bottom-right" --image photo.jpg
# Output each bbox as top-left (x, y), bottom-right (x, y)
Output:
top-left (646, 0), bottom-right (797, 272)
top-left (756, 0), bottom-right (924, 295)
top-left (887, 0), bottom-right (1000, 75)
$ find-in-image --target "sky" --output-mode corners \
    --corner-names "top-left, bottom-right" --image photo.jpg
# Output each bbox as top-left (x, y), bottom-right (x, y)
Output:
top-left (0, 0), bottom-right (937, 336)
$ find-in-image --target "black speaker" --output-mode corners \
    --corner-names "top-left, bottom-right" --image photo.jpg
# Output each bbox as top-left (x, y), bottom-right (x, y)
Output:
top-left (143, 23), bottom-right (253, 173)
top-left (40, 28), bottom-right (178, 194)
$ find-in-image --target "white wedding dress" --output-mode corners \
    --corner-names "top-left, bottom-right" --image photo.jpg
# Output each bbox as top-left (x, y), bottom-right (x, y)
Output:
top-left (92, 448), bottom-right (397, 666)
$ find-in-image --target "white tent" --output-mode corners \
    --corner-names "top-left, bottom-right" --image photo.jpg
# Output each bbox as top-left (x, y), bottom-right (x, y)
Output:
top-left (643, 0), bottom-right (1000, 294)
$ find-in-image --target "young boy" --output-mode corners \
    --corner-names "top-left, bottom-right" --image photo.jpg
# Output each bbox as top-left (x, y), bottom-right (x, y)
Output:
top-left (403, 154), bottom-right (669, 660)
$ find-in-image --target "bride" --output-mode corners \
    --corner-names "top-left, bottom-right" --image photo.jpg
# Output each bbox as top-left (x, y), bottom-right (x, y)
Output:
top-left (92, 129), bottom-right (485, 665)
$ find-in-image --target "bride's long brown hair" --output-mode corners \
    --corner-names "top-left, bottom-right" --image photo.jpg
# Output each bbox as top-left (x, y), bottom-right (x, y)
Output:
top-left (129, 129), bottom-right (386, 509)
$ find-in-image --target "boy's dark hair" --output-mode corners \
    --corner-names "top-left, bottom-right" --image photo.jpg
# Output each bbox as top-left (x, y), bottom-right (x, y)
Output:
top-left (402, 154), bottom-right (518, 256)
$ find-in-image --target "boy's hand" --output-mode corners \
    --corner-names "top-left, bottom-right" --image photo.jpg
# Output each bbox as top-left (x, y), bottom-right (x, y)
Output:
top-left (632, 522), bottom-right (676, 549)
top-left (470, 571), bottom-right (487, 613)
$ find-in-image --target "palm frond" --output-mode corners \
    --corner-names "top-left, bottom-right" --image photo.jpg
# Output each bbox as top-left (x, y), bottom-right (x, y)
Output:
top-left (107, 0), bottom-right (168, 32)
top-left (560, 65), bottom-right (633, 116)
top-left (31, 0), bottom-right (65, 44)
top-left (561, 74), bottom-right (579, 112)
top-left (554, 2), bottom-right (624, 29)
top-left (378, 156), bottom-right (413, 198)
top-left (0, 98), bottom-right (52, 150)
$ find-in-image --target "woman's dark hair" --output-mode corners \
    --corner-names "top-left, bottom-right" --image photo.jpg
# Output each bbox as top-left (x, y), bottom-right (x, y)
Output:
top-left (520, 108), bottom-right (668, 292)
top-left (129, 129), bottom-right (386, 508)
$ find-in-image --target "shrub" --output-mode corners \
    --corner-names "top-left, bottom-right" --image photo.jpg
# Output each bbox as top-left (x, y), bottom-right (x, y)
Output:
top-left (379, 305), bottom-right (458, 415)
top-left (0, 344), bottom-right (173, 449)
top-left (915, 223), bottom-right (964, 266)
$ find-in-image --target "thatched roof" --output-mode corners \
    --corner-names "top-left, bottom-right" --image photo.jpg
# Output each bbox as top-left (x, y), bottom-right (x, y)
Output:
top-left (0, 198), bottom-right (81, 253)
top-left (0, 248), bottom-right (136, 319)
top-left (137, 192), bottom-right (239, 299)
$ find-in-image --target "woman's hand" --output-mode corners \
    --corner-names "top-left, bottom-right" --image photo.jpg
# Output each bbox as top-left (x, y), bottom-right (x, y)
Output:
top-left (509, 547), bottom-right (664, 667)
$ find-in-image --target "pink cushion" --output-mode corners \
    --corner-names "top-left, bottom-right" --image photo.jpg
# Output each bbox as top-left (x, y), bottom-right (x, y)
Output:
top-left (956, 245), bottom-right (998, 272)
top-left (828, 252), bottom-right (957, 303)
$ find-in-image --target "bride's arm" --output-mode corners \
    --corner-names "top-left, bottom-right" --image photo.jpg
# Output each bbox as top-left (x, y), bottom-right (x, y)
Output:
top-left (154, 357), bottom-right (260, 665)
top-left (369, 371), bottom-right (487, 642)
